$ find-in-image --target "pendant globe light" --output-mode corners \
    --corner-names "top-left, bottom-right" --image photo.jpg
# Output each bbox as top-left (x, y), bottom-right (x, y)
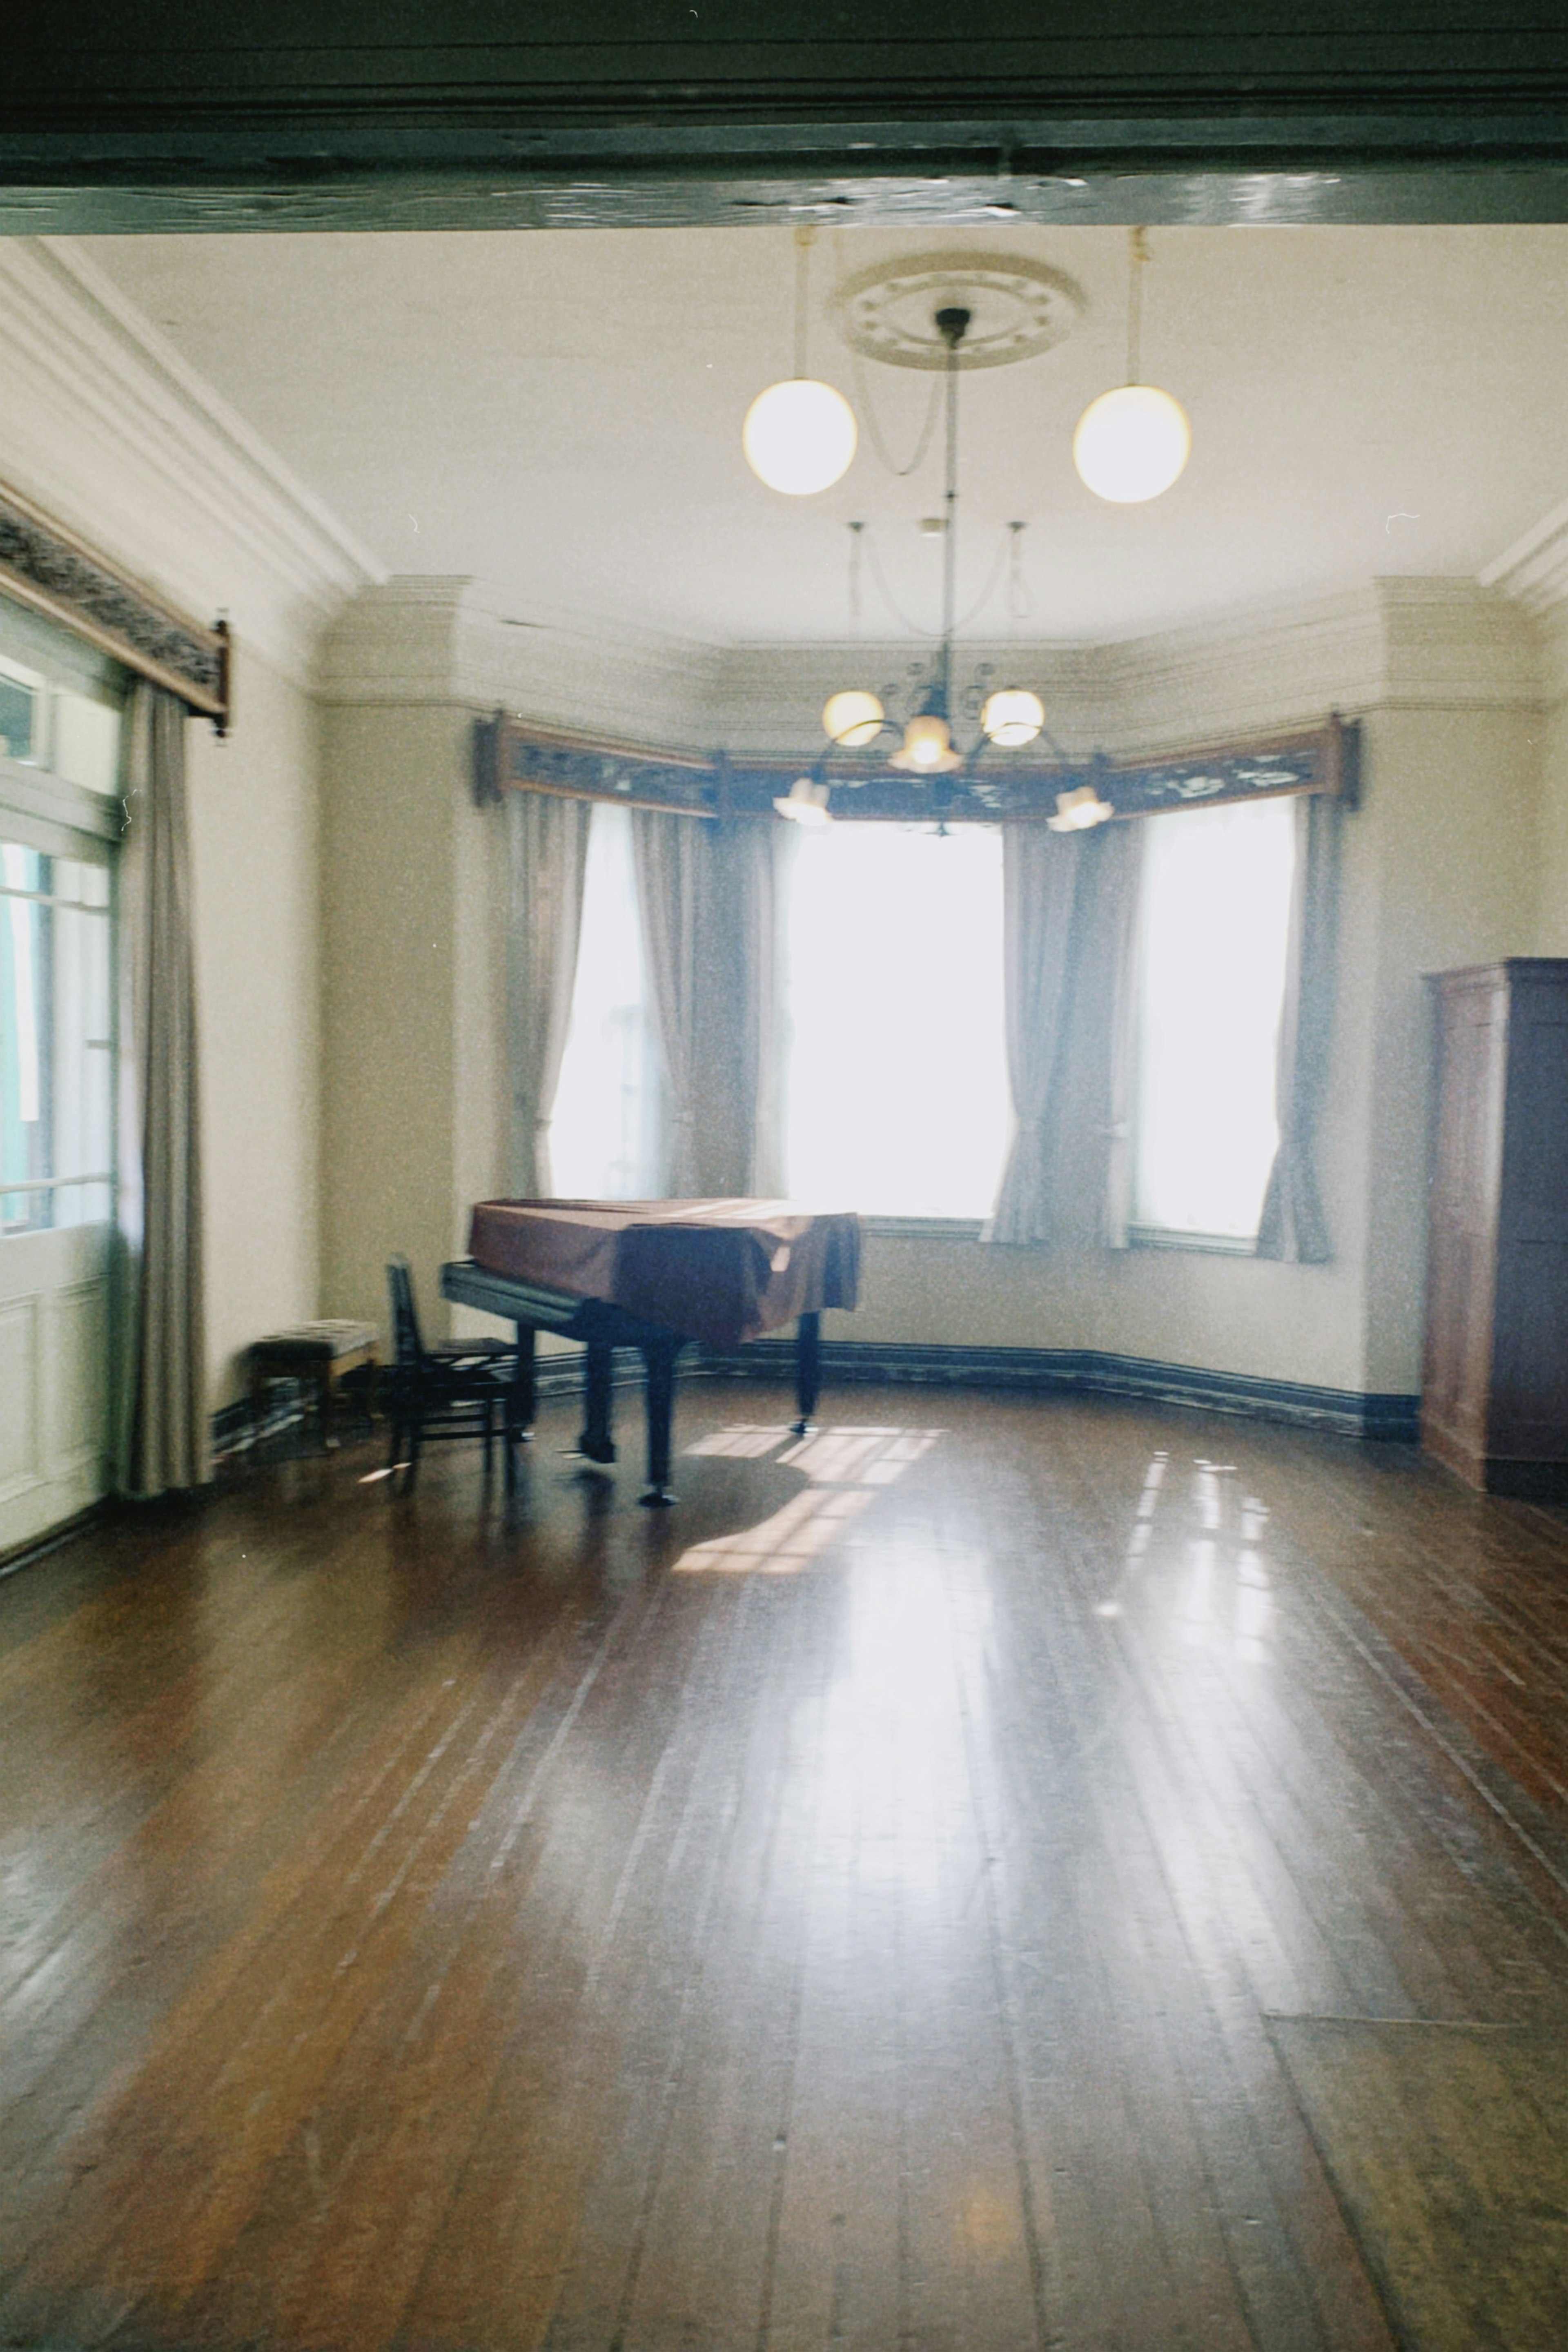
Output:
top-left (1074, 228), bottom-right (1191, 506)
top-left (743, 228), bottom-right (858, 497)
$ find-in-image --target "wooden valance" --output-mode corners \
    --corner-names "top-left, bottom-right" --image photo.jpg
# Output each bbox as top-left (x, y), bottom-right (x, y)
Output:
top-left (0, 480), bottom-right (231, 728)
top-left (474, 710), bottom-right (1356, 825)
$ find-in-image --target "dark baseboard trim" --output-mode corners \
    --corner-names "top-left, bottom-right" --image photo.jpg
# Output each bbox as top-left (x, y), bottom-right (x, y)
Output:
top-left (1480, 1459), bottom-right (1568, 1504)
top-left (0, 1497), bottom-right (111, 1580)
top-left (208, 1345), bottom-right (1421, 1452)
top-left (700, 1338), bottom-right (1421, 1443)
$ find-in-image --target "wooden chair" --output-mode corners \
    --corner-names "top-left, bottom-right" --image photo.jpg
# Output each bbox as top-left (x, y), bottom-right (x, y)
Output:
top-left (385, 1257), bottom-right (518, 1487)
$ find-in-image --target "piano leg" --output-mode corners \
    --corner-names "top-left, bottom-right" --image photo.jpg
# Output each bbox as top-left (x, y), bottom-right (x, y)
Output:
top-left (580, 1341), bottom-right (617, 1464)
top-left (792, 1311), bottom-right (822, 1436)
top-left (505, 1324), bottom-right (537, 1493)
top-left (639, 1337), bottom-right (682, 1505)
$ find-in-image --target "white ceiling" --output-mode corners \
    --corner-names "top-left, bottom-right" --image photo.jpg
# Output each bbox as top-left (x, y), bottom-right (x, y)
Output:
top-left (85, 222), bottom-right (1568, 650)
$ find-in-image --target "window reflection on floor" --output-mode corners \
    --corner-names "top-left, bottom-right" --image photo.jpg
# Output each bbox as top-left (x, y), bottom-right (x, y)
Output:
top-left (674, 1423), bottom-right (942, 1574)
top-left (1095, 1447), bottom-right (1275, 1662)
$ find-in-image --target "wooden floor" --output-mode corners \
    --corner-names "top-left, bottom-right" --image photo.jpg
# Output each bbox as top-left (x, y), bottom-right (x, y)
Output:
top-left (4, 1381), bottom-right (1568, 2352)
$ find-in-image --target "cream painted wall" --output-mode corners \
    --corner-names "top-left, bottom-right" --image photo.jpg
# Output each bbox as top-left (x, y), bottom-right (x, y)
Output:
top-left (1359, 705), bottom-right (1545, 1393)
top-left (187, 644), bottom-right (324, 1405)
top-left (318, 698), bottom-right (512, 1346)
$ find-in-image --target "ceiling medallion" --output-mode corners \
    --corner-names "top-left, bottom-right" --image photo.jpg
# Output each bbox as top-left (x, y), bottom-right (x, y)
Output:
top-left (831, 248), bottom-right (1087, 372)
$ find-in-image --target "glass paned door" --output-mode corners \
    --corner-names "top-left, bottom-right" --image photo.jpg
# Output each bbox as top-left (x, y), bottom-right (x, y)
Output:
top-left (0, 824), bottom-right (116, 1554)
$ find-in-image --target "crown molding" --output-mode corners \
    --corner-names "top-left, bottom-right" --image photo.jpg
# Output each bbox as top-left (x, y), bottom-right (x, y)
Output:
top-left (0, 238), bottom-right (383, 685)
top-left (317, 572), bottom-right (1543, 755)
top-left (318, 576), bottom-right (726, 747)
top-left (1480, 491), bottom-right (1568, 617)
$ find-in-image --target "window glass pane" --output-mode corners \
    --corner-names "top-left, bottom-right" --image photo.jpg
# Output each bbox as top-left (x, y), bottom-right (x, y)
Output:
top-left (550, 803), bottom-right (665, 1199)
top-left (783, 825), bottom-right (1010, 1218)
top-left (0, 595), bottom-right (123, 804)
top-left (0, 659), bottom-right (44, 766)
top-left (0, 835), bottom-right (114, 1237)
top-left (53, 691), bottom-right (122, 796)
top-left (1132, 797), bottom-right (1297, 1240)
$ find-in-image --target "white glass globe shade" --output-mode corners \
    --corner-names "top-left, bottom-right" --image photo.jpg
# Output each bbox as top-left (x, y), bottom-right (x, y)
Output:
top-left (822, 690), bottom-right (884, 748)
top-left (743, 379), bottom-right (858, 495)
top-left (981, 688), bottom-right (1045, 748)
top-left (1073, 384), bottom-right (1191, 504)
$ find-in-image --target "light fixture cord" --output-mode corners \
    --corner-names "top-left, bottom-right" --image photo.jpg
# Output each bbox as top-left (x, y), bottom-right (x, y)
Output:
top-left (1127, 225), bottom-right (1148, 387)
top-left (793, 225), bottom-right (813, 380)
top-left (862, 526), bottom-right (1009, 639)
top-left (849, 346), bottom-right (944, 478)
top-left (847, 519), bottom-right (864, 621)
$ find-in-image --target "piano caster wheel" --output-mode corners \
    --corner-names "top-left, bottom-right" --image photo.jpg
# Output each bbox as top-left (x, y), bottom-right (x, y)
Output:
top-left (578, 1435), bottom-right (617, 1465)
top-left (639, 1484), bottom-right (677, 1508)
top-left (790, 1417), bottom-right (815, 1437)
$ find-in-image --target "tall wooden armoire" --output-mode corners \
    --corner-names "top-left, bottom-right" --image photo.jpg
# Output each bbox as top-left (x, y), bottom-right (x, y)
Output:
top-left (1422, 960), bottom-right (1568, 1498)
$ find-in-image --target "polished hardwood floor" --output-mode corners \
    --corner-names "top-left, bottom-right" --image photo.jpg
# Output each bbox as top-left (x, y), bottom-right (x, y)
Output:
top-left (4, 1381), bottom-right (1568, 2352)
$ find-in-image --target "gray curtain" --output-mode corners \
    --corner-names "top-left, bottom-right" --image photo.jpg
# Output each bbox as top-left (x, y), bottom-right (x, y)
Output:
top-left (987, 824), bottom-right (1083, 1245)
top-left (506, 789), bottom-right (592, 1194)
top-left (1256, 793), bottom-right (1339, 1262)
top-left (115, 683), bottom-right (208, 1496)
top-left (728, 818), bottom-right (787, 1197)
top-left (1098, 822), bottom-right (1146, 1253)
top-left (632, 809), bottom-right (704, 1196)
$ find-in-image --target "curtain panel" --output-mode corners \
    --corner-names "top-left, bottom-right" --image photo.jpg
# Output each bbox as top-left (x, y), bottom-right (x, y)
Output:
top-left (1256, 792), bottom-right (1339, 1263)
top-left (987, 825), bottom-right (1085, 1245)
top-left (115, 682), bottom-right (208, 1497)
top-left (506, 790), bottom-right (592, 1195)
top-left (1096, 823), bottom-right (1147, 1253)
top-left (632, 809), bottom-right (705, 1197)
top-left (689, 816), bottom-right (786, 1200)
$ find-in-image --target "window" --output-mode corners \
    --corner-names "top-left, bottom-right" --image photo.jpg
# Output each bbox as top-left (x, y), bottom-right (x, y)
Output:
top-left (1131, 796), bottom-right (1297, 1243)
top-left (782, 824), bottom-right (1010, 1218)
top-left (549, 802), bottom-right (665, 1197)
top-left (0, 838), bottom-right (114, 1235)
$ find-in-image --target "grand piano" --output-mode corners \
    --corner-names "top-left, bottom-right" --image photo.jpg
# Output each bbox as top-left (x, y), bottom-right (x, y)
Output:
top-left (441, 1198), bottom-right (861, 1502)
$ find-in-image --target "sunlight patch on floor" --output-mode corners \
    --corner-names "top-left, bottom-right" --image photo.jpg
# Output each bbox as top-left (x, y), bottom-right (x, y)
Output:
top-left (673, 1423), bottom-right (942, 1573)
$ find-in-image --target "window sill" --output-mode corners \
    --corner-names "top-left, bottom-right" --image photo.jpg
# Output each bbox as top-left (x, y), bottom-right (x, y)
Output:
top-left (860, 1216), bottom-right (986, 1242)
top-left (1127, 1225), bottom-right (1259, 1257)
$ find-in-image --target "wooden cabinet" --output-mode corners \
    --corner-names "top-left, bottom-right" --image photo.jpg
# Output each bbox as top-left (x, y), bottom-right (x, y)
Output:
top-left (1423, 960), bottom-right (1568, 1499)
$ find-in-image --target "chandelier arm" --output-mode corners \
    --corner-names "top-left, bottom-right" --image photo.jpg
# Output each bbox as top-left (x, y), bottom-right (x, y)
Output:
top-left (849, 346), bottom-right (944, 479)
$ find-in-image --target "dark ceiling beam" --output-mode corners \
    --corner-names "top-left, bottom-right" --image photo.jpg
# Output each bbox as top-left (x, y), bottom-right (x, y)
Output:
top-left (7, 3), bottom-right (1568, 231)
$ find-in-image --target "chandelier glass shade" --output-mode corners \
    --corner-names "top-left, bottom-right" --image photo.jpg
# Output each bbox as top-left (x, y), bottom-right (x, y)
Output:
top-left (979, 687), bottom-right (1046, 747)
top-left (773, 774), bottom-right (834, 826)
top-left (822, 688), bottom-right (886, 747)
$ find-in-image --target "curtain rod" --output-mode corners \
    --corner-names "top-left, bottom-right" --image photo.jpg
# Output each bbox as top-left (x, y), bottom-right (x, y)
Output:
top-left (0, 481), bottom-right (231, 729)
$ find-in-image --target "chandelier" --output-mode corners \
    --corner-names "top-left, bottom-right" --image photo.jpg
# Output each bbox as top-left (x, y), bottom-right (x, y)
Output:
top-left (743, 233), bottom-right (1188, 829)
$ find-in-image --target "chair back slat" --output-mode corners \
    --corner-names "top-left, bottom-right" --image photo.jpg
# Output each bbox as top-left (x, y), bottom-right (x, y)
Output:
top-left (387, 1256), bottom-right (426, 1368)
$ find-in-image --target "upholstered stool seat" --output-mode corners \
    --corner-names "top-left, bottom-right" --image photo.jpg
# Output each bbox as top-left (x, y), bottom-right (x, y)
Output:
top-left (249, 1320), bottom-right (379, 1450)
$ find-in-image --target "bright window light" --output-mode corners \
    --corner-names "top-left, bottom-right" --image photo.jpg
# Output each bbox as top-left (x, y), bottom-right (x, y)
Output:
top-left (1, 840), bottom-right (113, 1237)
top-left (550, 804), bottom-right (665, 1198)
top-left (783, 825), bottom-right (1010, 1217)
top-left (1131, 797), bottom-right (1297, 1241)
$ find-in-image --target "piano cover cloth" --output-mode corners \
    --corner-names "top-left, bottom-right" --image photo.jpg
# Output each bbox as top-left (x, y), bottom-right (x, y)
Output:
top-left (466, 1199), bottom-right (860, 1352)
